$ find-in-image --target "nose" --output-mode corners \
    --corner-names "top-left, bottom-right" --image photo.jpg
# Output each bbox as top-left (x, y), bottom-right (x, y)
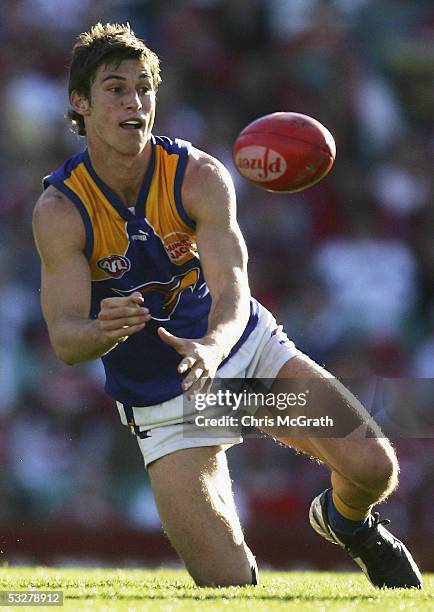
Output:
top-left (123, 89), bottom-right (142, 110)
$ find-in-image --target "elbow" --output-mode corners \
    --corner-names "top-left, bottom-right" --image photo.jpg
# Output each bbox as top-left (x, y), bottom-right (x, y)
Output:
top-left (53, 345), bottom-right (80, 366)
top-left (60, 354), bottom-right (80, 366)
top-left (49, 333), bottom-right (81, 366)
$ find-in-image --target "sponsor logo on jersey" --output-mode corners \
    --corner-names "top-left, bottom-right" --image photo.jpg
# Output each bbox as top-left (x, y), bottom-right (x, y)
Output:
top-left (112, 267), bottom-right (201, 320)
top-left (130, 229), bottom-right (150, 242)
top-left (97, 254), bottom-right (131, 279)
top-left (163, 232), bottom-right (197, 265)
top-left (235, 146), bottom-right (286, 182)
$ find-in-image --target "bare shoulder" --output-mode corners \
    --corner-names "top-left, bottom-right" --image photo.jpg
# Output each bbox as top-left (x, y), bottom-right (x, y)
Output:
top-left (33, 185), bottom-right (83, 231)
top-left (182, 147), bottom-right (236, 223)
top-left (33, 185), bottom-right (86, 262)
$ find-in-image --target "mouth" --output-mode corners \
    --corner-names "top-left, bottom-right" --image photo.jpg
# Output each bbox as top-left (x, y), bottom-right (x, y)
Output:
top-left (119, 118), bottom-right (145, 130)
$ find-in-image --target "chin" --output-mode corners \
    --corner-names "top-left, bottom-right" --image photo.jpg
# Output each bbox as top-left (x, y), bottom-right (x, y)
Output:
top-left (117, 140), bottom-right (147, 157)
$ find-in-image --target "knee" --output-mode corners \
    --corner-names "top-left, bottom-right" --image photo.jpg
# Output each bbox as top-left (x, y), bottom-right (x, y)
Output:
top-left (355, 440), bottom-right (399, 497)
top-left (193, 568), bottom-right (256, 588)
top-left (193, 573), bottom-right (252, 587)
top-left (191, 544), bottom-right (258, 587)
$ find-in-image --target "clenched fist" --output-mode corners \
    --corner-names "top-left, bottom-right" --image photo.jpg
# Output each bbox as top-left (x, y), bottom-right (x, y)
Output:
top-left (98, 292), bottom-right (151, 342)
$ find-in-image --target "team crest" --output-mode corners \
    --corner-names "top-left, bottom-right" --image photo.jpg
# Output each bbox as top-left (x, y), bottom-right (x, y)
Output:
top-left (112, 267), bottom-right (201, 320)
top-left (97, 254), bottom-right (131, 279)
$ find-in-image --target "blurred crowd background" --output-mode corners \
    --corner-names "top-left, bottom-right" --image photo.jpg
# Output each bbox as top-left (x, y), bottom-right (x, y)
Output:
top-left (0, 0), bottom-right (433, 568)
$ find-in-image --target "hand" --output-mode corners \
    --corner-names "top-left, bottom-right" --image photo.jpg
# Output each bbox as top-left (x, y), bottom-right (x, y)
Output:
top-left (98, 292), bottom-right (151, 344)
top-left (158, 327), bottom-right (225, 400)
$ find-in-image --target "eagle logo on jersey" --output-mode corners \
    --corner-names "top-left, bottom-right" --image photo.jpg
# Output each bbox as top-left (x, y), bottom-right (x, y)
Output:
top-left (112, 267), bottom-right (201, 320)
top-left (97, 254), bottom-right (131, 279)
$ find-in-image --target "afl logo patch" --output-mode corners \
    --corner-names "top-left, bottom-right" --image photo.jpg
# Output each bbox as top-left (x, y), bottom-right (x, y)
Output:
top-left (97, 254), bottom-right (131, 278)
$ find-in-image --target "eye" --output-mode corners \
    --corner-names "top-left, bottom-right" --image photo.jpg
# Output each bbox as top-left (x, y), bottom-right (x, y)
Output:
top-left (138, 86), bottom-right (150, 94)
top-left (108, 86), bottom-right (122, 93)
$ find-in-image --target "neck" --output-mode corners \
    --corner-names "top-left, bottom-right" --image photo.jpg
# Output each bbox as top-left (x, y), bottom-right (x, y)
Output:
top-left (87, 139), bottom-right (152, 206)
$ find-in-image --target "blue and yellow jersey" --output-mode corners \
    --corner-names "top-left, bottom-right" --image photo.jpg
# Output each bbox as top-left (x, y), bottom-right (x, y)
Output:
top-left (43, 135), bottom-right (258, 405)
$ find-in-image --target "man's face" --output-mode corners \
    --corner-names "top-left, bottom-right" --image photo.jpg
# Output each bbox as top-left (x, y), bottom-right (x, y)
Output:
top-left (75, 59), bottom-right (156, 156)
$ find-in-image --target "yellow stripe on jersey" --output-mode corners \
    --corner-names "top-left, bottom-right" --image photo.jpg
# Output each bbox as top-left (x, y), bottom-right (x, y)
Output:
top-left (65, 162), bottom-right (129, 281)
top-left (147, 145), bottom-right (198, 265)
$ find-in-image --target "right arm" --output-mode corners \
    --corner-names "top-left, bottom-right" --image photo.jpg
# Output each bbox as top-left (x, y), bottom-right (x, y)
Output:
top-left (32, 186), bottom-right (150, 365)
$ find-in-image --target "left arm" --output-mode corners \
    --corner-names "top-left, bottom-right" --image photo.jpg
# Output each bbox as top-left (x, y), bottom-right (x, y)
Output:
top-left (158, 148), bottom-right (251, 397)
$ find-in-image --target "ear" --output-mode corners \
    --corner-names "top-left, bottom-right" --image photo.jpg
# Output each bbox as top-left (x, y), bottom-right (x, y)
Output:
top-left (70, 90), bottom-right (91, 116)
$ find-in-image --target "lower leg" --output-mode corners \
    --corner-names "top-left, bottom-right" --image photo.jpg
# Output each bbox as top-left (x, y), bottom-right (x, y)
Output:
top-left (149, 446), bottom-right (256, 586)
top-left (330, 471), bottom-right (391, 519)
top-left (327, 442), bottom-right (399, 533)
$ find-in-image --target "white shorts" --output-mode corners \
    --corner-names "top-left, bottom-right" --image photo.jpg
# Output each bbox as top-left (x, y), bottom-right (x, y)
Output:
top-left (116, 303), bottom-right (301, 467)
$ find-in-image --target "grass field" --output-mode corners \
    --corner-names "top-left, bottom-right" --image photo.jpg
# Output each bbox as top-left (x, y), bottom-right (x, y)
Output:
top-left (0, 567), bottom-right (432, 611)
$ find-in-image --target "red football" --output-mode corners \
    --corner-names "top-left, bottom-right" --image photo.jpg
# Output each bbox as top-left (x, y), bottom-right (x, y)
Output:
top-left (232, 112), bottom-right (336, 193)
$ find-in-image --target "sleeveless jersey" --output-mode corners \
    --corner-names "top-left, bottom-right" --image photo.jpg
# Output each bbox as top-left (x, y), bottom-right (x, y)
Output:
top-left (43, 135), bottom-right (259, 406)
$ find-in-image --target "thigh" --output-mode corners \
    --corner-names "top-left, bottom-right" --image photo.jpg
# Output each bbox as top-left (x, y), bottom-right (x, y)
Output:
top-left (257, 354), bottom-right (395, 485)
top-left (148, 445), bottom-right (254, 586)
